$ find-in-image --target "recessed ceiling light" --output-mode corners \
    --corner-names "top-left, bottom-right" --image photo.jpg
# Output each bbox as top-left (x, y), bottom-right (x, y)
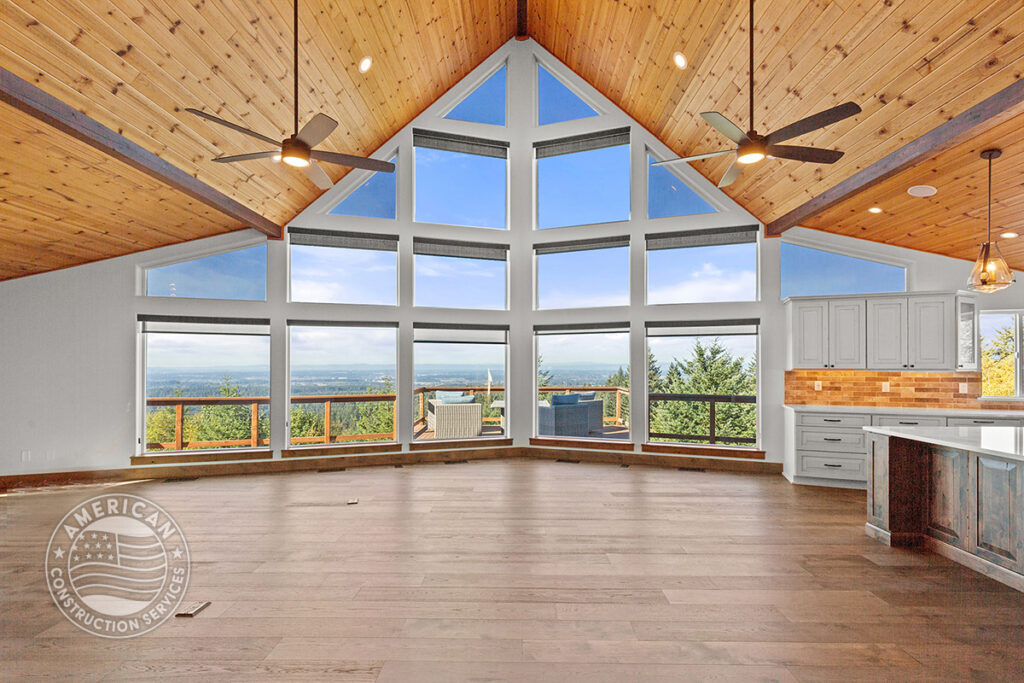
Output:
top-left (672, 51), bottom-right (687, 70)
top-left (868, 207), bottom-right (883, 214)
top-left (907, 184), bottom-right (937, 197)
top-left (1001, 231), bottom-right (1019, 239)
top-left (358, 56), bottom-right (373, 73)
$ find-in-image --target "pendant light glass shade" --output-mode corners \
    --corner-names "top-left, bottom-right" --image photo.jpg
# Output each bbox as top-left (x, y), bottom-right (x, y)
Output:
top-left (967, 149), bottom-right (1014, 293)
top-left (968, 241), bottom-right (1013, 293)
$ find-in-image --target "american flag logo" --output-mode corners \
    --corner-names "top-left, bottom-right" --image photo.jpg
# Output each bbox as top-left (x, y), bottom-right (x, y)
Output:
top-left (69, 531), bottom-right (166, 607)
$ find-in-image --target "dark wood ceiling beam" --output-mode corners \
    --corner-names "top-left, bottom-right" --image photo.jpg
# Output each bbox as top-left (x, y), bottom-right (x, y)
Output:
top-left (766, 76), bottom-right (1024, 236)
top-left (517, 0), bottom-right (529, 38)
top-left (0, 67), bottom-right (281, 239)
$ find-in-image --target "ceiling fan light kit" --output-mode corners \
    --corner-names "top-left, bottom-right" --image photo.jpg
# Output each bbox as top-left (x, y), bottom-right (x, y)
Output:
top-left (185, 0), bottom-right (394, 190)
top-left (968, 148), bottom-right (1014, 293)
top-left (655, 0), bottom-right (860, 187)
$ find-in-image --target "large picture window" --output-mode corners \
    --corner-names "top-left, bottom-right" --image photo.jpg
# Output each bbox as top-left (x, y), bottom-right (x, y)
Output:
top-left (414, 239), bottom-right (508, 310)
top-left (288, 323), bottom-right (397, 445)
top-left (413, 325), bottom-right (507, 441)
top-left (780, 243), bottom-right (906, 299)
top-left (647, 320), bottom-right (758, 447)
top-left (981, 312), bottom-right (1022, 398)
top-left (535, 325), bottom-right (630, 440)
top-left (536, 237), bottom-right (629, 309)
top-left (146, 245), bottom-right (266, 300)
top-left (414, 129), bottom-right (508, 229)
top-left (535, 128), bottom-right (630, 229)
top-left (647, 227), bottom-right (758, 304)
top-left (289, 228), bottom-right (398, 305)
top-left (141, 316), bottom-right (270, 452)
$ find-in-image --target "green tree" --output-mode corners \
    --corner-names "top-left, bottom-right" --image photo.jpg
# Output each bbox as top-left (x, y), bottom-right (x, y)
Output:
top-left (145, 386), bottom-right (184, 447)
top-left (355, 378), bottom-right (396, 438)
top-left (982, 323), bottom-right (1016, 397)
top-left (184, 375), bottom-right (269, 448)
top-left (649, 339), bottom-right (756, 444)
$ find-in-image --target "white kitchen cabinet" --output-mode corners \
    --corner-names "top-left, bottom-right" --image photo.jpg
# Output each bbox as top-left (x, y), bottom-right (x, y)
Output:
top-left (828, 299), bottom-right (866, 368)
top-left (908, 296), bottom-right (951, 370)
top-left (786, 291), bottom-right (976, 372)
top-left (867, 298), bottom-right (907, 369)
top-left (790, 299), bottom-right (829, 369)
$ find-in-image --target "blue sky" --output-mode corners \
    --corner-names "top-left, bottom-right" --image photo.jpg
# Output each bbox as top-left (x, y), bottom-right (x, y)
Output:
top-left (538, 332), bottom-right (630, 371)
top-left (147, 333), bottom-right (270, 370)
top-left (648, 244), bottom-right (757, 304)
top-left (291, 245), bottom-right (397, 305)
top-left (445, 65), bottom-right (506, 126)
top-left (415, 342), bottom-right (506, 373)
top-left (537, 145), bottom-right (630, 229)
top-left (780, 243), bottom-right (905, 299)
top-left (538, 247), bottom-right (629, 309)
top-left (147, 245), bottom-right (266, 300)
top-left (290, 326), bottom-right (397, 371)
top-left (415, 148), bottom-right (507, 229)
top-left (538, 64), bottom-right (597, 125)
top-left (415, 255), bottom-right (506, 309)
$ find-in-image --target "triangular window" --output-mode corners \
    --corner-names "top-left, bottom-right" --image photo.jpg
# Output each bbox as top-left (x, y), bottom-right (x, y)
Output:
top-left (328, 157), bottom-right (398, 219)
top-left (444, 64), bottom-right (506, 126)
top-left (648, 155), bottom-right (716, 218)
top-left (538, 63), bottom-right (598, 126)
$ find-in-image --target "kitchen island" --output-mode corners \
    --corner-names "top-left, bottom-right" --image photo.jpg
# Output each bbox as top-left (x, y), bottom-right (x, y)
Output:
top-left (863, 425), bottom-right (1023, 591)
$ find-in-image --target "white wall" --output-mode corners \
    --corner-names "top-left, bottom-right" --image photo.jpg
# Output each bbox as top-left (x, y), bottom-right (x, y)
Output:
top-left (3, 38), bottom-right (1023, 477)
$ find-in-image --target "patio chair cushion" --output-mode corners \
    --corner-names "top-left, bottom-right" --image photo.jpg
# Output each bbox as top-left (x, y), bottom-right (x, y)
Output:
top-left (436, 390), bottom-right (466, 403)
top-left (577, 392), bottom-right (596, 401)
top-left (443, 395), bottom-right (476, 404)
top-left (551, 393), bottom-right (580, 405)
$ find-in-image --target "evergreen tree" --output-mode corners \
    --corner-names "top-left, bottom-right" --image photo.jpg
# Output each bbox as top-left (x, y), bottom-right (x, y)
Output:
top-left (982, 323), bottom-right (1016, 396)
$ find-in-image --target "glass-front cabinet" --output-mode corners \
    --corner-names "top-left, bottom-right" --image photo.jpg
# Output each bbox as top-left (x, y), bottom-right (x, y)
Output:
top-left (957, 296), bottom-right (978, 371)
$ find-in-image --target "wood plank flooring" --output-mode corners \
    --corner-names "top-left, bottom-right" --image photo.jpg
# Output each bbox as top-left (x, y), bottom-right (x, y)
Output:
top-left (1, 458), bottom-right (1022, 681)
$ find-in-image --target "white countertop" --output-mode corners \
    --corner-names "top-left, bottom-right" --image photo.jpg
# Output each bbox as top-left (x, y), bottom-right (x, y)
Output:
top-left (863, 426), bottom-right (1024, 461)
top-left (786, 404), bottom-right (1024, 419)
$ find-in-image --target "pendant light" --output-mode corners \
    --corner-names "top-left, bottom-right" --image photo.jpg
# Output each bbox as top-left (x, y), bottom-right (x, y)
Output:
top-left (967, 149), bottom-right (1014, 293)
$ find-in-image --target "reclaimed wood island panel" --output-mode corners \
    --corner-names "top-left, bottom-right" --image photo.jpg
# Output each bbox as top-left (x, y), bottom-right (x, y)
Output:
top-left (864, 426), bottom-right (1024, 591)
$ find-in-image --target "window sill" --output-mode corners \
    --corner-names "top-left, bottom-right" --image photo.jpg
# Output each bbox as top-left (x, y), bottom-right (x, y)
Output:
top-left (409, 437), bottom-right (513, 451)
top-left (282, 442), bottom-right (400, 458)
top-left (977, 396), bottom-right (1024, 404)
top-left (642, 442), bottom-right (765, 460)
top-left (529, 437), bottom-right (634, 451)
top-left (131, 449), bottom-right (273, 466)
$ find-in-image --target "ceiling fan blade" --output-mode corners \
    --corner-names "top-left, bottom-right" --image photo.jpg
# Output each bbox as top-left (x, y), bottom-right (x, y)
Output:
top-left (718, 160), bottom-right (742, 188)
top-left (304, 161), bottom-right (334, 190)
top-left (700, 112), bottom-right (748, 145)
top-left (767, 144), bottom-right (844, 164)
top-left (310, 151), bottom-right (396, 173)
top-left (651, 150), bottom-right (733, 166)
top-left (185, 108), bottom-right (280, 147)
top-left (765, 102), bottom-right (861, 144)
top-left (297, 113), bottom-right (339, 147)
top-left (212, 151), bottom-right (280, 163)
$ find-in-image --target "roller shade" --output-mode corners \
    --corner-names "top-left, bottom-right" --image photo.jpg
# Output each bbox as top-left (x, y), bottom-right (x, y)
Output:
top-left (289, 227), bottom-right (399, 251)
top-left (534, 127), bottom-right (630, 159)
top-left (412, 129), bottom-right (509, 159)
top-left (534, 235), bottom-right (629, 255)
top-left (413, 237), bottom-right (509, 261)
top-left (646, 225), bottom-right (759, 251)
top-left (138, 314), bottom-right (270, 336)
top-left (286, 320), bottom-right (399, 329)
top-left (413, 322), bottom-right (509, 344)
top-left (534, 322), bottom-right (629, 335)
top-left (646, 319), bottom-right (759, 337)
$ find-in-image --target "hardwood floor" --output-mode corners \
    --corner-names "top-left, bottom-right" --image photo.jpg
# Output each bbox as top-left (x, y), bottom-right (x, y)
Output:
top-left (1, 458), bottom-right (1021, 681)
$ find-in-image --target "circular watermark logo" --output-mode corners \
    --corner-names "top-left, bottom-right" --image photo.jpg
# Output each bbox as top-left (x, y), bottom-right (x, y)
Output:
top-left (45, 493), bottom-right (190, 638)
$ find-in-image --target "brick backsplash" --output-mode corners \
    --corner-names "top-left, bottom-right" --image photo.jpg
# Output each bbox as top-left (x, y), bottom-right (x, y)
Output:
top-left (785, 369), bottom-right (1024, 411)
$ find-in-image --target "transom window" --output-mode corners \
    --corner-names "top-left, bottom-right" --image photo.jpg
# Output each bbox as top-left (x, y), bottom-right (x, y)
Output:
top-left (647, 227), bottom-right (758, 305)
top-left (146, 245), bottom-right (266, 300)
top-left (535, 128), bottom-right (630, 229)
top-left (780, 243), bottom-right (906, 299)
top-left (289, 228), bottom-right (398, 305)
top-left (536, 237), bottom-right (629, 309)
top-left (414, 238), bottom-right (508, 310)
top-left (413, 129), bottom-right (508, 229)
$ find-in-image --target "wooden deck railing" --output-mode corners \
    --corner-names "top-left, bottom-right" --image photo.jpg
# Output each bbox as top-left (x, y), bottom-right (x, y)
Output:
top-left (647, 392), bottom-right (756, 445)
top-left (146, 385), bottom-right (634, 451)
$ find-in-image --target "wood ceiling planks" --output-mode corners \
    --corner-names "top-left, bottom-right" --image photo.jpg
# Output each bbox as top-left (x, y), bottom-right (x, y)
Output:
top-left (0, 100), bottom-right (246, 280)
top-left (1, 0), bottom-right (513, 278)
top-left (804, 109), bottom-right (1024, 271)
top-left (2, 0), bottom-right (1024, 280)
top-left (530, 0), bottom-right (1024, 239)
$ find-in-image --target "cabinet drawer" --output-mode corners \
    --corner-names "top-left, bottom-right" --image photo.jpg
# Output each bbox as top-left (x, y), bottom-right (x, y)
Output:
top-left (872, 415), bottom-right (947, 427)
top-left (797, 452), bottom-right (866, 480)
top-left (796, 427), bottom-right (866, 453)
top-left (797, 412), bottom-right (870, 428)
top-left (947, 416), bottom-right (1023, 427)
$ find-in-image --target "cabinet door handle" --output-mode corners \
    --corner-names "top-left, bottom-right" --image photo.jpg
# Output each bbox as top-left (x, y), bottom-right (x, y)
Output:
top-left (823, 418), bottom-right (841, 422)
top-left (973, 420), bottom-right (994, 424)
top-left (823, 463), bottom-right (843, 468)
top-left (897, 421), bottom-right (919, 425)
top-left (822, 437), bottom-right (843, 442)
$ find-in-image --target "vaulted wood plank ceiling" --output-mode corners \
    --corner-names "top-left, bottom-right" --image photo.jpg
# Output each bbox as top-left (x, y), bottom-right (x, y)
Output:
top-left (0, 100), bottom-right (245, 281)
top-left (2, 0), bottom-right (1023, 281)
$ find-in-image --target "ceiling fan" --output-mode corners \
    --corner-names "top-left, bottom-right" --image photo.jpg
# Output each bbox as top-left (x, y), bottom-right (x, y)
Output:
top-left (185, 0), bottom-right (394, 190)
top-left (655, 0), bottom-right (861, 187)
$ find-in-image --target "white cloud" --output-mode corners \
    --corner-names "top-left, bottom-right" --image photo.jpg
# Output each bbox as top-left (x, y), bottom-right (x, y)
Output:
top-left (648, 262), bottom-right (756, 304)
